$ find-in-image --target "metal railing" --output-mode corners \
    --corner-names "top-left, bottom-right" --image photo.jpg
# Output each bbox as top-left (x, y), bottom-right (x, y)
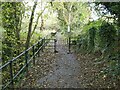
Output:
top-left (67, 36), bottom-right (78, 54)
top-left (0, 34), bottom-right (57, 90)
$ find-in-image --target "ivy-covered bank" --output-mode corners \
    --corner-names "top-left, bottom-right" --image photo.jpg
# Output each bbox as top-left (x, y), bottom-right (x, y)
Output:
top-left (0, 1), bottom-right (120, 89)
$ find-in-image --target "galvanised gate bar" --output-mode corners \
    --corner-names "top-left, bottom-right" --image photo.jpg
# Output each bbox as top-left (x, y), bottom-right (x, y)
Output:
top-left (0, 33), bottom-right (57, 90)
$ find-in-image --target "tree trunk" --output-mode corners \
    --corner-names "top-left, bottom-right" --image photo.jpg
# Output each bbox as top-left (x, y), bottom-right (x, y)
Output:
top-left (40, 0), bottom-right (44, 31)
top-left (31, 8), bottom-right (45, 36)
top-left (67, 4), bottom-right (72, 33)
top-left (14, 2), bottom-right (24, 55)
top-left (25, 1), bottom-right (38, 50)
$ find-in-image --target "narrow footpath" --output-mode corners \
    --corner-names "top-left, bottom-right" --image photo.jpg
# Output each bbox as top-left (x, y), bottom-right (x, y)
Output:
top-left (19, 32), bottom-right (118, 88)
top-left (37, 32), bottom-right (81, 88)
top-left (20, 32), bottom-right (82, 88)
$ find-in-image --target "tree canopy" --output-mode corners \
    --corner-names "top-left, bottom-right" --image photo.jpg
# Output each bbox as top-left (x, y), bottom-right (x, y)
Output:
top-left (0, 1), bottom-right (120, 89)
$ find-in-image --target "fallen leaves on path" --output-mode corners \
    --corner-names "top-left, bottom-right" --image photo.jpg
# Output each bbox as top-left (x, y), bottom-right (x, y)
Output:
top-left (76, 53), bottom-right (119, 88)
top-left (18, 48), bottom-right (56, 88)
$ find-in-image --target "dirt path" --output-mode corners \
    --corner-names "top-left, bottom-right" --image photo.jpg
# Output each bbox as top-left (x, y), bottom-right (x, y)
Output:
top-left (36, 32), bottom-right (81, 88)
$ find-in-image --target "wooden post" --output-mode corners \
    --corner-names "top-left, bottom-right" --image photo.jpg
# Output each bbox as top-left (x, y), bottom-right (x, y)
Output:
top-left (68, 37), bottom-right (71, 54)
top-left (54, 39), bottom-right (57, 53)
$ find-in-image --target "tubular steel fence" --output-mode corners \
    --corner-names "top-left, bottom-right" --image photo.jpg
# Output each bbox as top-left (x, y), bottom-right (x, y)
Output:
top-left (0, 33), bottom-right (57, 90)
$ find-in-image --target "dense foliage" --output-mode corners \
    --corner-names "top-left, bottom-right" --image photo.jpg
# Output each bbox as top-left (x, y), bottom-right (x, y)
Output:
top-left (1, 2), bottom-right (24, 64)
top-left (0, 1), bottom-right (120, 88)
top-left (75, 19), bottom-right (119, 85)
